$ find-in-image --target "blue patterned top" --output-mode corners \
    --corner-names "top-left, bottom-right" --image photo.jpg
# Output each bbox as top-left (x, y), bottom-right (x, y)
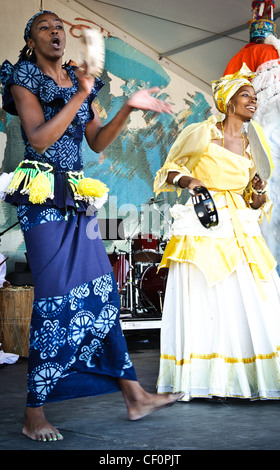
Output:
top-left (1, 60), bottom-right (104, 172)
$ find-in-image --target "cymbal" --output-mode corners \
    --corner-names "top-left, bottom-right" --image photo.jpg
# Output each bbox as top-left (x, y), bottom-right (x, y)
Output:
top-left (139, 198), bottom-right (165, 206)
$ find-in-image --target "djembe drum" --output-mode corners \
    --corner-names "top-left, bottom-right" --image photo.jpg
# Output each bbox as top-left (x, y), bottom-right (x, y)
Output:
top-left (0, 285), bottom-right (34, 357)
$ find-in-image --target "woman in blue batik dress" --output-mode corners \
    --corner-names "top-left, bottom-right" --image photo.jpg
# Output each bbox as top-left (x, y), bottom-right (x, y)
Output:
top-left (0, 10), bottom-right (181, 442)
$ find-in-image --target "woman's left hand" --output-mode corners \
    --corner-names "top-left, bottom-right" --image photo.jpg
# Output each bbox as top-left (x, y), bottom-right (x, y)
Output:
top-left (252, 174), bottom-right (267, 192)
top-left (126, 87), bottom-right (174, 114)
top-left (250, 174), bottom-right (267, 209)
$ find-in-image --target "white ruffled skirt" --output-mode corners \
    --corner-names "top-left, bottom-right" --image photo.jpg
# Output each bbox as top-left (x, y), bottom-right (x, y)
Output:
top-left (157, 197), bottom-right (280, 400)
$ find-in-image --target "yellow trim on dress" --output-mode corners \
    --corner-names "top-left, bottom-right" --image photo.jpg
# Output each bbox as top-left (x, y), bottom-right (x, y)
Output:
top-left (160, 349), bottom-right (280, 366)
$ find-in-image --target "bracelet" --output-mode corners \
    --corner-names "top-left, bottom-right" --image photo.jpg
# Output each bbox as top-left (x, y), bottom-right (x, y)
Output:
top-left (172, 173), bottom-right (184, 187)
top-left (252, 187), bottom-right (267, 195)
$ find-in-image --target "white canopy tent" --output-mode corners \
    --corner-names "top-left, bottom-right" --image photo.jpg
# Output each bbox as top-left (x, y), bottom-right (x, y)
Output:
top-left (59, 0), bottom-right (280, 92)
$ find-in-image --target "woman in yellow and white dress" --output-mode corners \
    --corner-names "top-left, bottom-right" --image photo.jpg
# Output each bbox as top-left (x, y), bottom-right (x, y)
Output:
top-left (154, 65), bottom-right (280, 401)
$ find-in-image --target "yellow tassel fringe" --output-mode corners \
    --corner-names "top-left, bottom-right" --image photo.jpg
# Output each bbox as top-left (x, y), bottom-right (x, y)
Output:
top-left (77, 178), bottom-right (109, 198)
top-left (5, 161), bottom-right (109, 206)
top-left (29, 173), bottom-right (52, 204)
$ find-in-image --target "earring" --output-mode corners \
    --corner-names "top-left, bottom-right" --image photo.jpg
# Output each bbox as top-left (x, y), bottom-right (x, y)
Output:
top-left (26, 48), bottom-right (33, 58)
top-left (227, 103), bottom-right (235, 117)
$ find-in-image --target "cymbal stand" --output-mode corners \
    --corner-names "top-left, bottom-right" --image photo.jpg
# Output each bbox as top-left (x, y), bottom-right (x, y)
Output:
top-left (149, 198), bottom-right (172, 240)
top-left (125, 212), bottom-right (143, 313)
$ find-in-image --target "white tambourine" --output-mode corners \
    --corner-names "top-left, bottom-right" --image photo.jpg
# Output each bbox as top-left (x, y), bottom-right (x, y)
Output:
top-left (78, 28), bottom-right (105, 77)
top-left (247, 120), bottom-right (273, 180)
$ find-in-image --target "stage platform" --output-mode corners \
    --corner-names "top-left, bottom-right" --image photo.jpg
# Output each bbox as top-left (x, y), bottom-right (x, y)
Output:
top-left (1, 341), bottom-right (280, 453)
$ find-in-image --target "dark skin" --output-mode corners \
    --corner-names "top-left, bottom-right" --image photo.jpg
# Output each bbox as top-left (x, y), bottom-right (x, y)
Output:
top-left (11, 15), bottom-right (173, 155)
top-left (167, 85), bottom-right (267, 209)
top-left (11, 12), bottom-right (180, 443)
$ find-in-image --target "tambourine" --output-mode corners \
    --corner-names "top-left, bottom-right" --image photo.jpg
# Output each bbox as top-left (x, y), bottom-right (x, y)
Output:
top-left (78, 28), bottom-right (105, 77)
top-left (247, 120), bottom-right (273, 180)
top-left (189, 186), bottom-right (219, 229)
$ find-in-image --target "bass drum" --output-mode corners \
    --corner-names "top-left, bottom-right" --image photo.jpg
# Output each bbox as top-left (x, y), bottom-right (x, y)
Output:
top-left (133, 233), bottom-right (161, 263)
top-left (139, 265), bottom-right (168, 313)
top-left (108, 252), bottom-right (129, 291)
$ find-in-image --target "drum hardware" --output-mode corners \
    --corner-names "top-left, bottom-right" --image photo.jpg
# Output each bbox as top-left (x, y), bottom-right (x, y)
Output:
top-left (128, 211), bottom-right (164, 315)
top-left (189, 186), bottom-right (219, 228)
top-left (108, 249), bottom-right (129, 293)
top-left (119, 272), bottom-right (165, 318)
top-left (147, 197), bottom-right (164, 204)
top-left (123, 210), bottom-right (144, 314)
top-left (149, 197), bottom-right (172, 240)
top-left (117, 250), bottom-right (167, 317)
top-left (107, 199), bottom-right (172, 317)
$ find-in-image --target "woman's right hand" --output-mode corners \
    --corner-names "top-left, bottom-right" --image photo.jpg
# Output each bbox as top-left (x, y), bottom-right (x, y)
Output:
top-left (186, 177), bottom-right (206, 191)
top-left (75, 61), bottom-right (95, 97)
top-left (167, 172), bottom-right (206, 190)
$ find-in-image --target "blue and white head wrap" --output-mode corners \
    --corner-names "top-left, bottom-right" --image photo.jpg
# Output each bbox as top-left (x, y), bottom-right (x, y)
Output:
top-left (24, 10), bottom-right (56, 42)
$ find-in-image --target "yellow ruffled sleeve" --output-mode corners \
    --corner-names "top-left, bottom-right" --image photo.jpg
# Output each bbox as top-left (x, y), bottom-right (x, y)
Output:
top-left (154, 115), bottom-right (222, 196)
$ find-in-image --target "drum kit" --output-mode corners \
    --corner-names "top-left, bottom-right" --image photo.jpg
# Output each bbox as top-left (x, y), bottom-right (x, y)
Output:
top-left (109, 235), bottom-right (168, 318)
top-left (108, 200), bottom-right (170, 319)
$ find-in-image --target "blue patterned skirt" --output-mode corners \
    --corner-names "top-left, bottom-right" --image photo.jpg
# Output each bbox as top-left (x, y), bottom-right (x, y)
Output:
top-left (17, 204), bottom-right (137, 407)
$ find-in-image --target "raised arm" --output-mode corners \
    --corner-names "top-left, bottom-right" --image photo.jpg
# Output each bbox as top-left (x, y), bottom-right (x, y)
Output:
top-left (85, 87), bottom-right (174, 153)
top-left (11, 78), bottom-right (173, 156)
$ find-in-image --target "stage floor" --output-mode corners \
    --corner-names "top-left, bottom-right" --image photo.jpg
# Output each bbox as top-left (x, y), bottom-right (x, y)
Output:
top-left (1, 344), bottom-right (280, 452)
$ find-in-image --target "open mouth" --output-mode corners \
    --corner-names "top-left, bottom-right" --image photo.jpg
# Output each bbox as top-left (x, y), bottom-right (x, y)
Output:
top-left (51, 37), bottom-right (61, 49)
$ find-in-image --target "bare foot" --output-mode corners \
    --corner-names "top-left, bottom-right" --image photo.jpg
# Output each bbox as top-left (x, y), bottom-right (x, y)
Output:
top-left (22, 406), bottom-right (63, 442)
top-left (127, 391), bottom-right (184, 421)
top-left (118, 379), bottom-right (184, 420)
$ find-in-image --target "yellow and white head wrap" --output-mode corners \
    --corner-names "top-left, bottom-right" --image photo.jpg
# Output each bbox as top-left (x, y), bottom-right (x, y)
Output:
top-left (212, 63), bottom-right (256, 114)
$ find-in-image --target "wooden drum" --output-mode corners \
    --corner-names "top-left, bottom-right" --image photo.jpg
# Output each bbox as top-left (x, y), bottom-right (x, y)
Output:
top-left (0, 286), bottom-right (34, 357)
